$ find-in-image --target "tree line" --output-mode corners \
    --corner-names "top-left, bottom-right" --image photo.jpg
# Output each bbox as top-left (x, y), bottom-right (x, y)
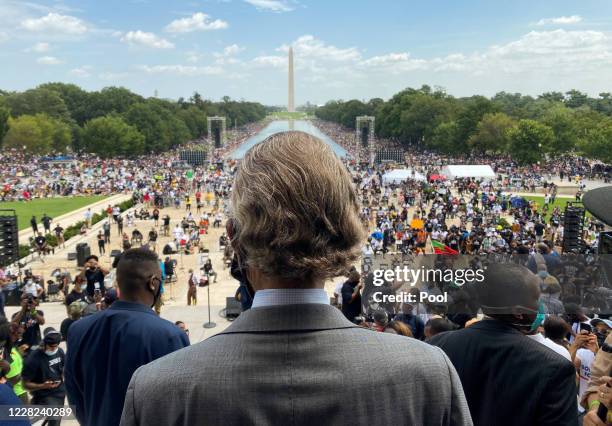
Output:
top-left (0, 83), bottom-right (267, 157)
top-left (314, 85), bottom-right (612, 164)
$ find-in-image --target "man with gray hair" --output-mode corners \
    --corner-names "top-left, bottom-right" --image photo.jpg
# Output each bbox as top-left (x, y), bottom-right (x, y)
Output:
top-left (120, 132), bottom-right (472, 426)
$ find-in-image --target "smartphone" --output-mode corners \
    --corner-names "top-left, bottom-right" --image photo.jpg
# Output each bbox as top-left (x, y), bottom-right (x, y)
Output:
top-left (579, 323), bottom-right (593, 333)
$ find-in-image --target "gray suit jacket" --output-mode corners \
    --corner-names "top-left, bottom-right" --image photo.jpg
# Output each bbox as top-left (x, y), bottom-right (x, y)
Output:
top-left (120, 304), bottom-right (472, 426)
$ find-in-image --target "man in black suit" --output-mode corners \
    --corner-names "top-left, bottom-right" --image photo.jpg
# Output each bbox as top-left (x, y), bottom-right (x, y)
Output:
top-left (430, 262), bottom-right (577, 426)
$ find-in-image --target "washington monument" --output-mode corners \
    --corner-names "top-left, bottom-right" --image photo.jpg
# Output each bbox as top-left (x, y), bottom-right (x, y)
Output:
top-left (288, 46), bottom-right (295, 112)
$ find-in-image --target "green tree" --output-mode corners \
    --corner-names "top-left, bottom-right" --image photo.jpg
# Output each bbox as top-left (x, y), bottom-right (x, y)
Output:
top-left (3, 114), bottom-right (53, 154)
top-left (428, 121), bottom-right (461, 153)
top-left (578, 119), bottom-right (612, 163)
top-left (177, 106), bottom-right (207, 139)
top-left (507, 120), bottom-right (554, 164)
top-left (0, 102), bottom-right (9, 143)
top-left (82, 115), bottom-right (145, 157)
top-left (468, 112), bottom-right (514, 153)
top-left (541, 105), bottom-right (577, 154)
top-left (4, 88), bottom-right (70, 121)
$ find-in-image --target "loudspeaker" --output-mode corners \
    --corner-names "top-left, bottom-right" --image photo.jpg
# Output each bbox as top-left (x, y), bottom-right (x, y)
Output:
top-left (361, 126), bottom-right (369, 147)
top-left (214, 127), bottom-right (221, 148)
top-left (0, 213), bottom-right (19, 267)
top-left (225, 297), bottom-right (242, 319)
top-left (562, 205), bottom-right (585, 253)
top-left (76, 243), bottom-right (91, 267)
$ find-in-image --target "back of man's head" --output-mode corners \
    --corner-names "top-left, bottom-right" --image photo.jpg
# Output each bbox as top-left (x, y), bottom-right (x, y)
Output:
top-left (231, 131), bottom-right (365, 285)
top-left (116, 248), bottom-right (161, 301)
top-left (477, 263), bottom-right (539, 316)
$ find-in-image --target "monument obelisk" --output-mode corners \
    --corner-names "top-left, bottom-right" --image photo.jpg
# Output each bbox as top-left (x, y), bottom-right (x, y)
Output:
top-left (288, 46), bottom-right (295, 112)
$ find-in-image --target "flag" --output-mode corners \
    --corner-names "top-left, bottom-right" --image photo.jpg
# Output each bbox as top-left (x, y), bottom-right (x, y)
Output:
top-left (431, 240), bottom-right (458, 255)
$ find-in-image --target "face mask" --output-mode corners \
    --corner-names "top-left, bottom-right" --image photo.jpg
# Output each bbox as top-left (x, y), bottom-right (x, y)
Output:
top-left (45, 348), bottom-right (59, 356)
top-left (529, 302), bottom-right (546, 333)
top-left (150, 278), bottom-right (162, 308)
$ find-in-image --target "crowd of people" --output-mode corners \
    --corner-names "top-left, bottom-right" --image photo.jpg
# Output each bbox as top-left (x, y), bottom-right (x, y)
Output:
top-left (0, 119), bottom-right (610, 425)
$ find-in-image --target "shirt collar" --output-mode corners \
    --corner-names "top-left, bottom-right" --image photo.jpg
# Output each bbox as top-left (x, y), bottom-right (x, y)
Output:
top-left (251, 289), bottom-right (329, 309)
top-left (109, 300), bottom-right (156, 315)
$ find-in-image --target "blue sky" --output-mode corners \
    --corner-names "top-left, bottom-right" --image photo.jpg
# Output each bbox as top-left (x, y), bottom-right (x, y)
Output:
top-left (1, 0), bottom-right (612, 106)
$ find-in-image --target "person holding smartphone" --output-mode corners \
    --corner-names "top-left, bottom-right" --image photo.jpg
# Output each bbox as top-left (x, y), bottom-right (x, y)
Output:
top-left (22, 328), bottom-right (65, 426)
top-left (78, 255), bottom-right (108, 298)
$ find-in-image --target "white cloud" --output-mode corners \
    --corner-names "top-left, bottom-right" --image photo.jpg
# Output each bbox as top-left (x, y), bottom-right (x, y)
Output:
top-left (21, 12), bottom-right (87, 34)
top-left (360, 52), bottom-right (428, 73)
top-left (279, 35), bottom-right (361, 62)
top-left (120, 31), bottom-right (174, 49)
top-left (37, 56), bottom-right (63, 65)
top-left (138, 64), bottom-right (223, 76)
top-left (69, 66), bottom-right (92, 78)
top-left (536, 15), bottom-right (583, 26)
top-left (165, 12), bottom-right (228, 33)
top-left (98, 71), bottom-right (129, 81)
top-left (244, 0), bottom-right (293, 12)
top-left (251, 55), bottom-right (286, 68)
top-left (27, 42), bottom-right (50, 52)
top-left (221, 44), bottom-right (244, 56)
top-left (0, 32), bottom-right (9, 43)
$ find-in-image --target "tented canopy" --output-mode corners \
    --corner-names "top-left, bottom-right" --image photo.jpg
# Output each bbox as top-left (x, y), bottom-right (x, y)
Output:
top-left (441, 165), bottom-right (496, 180)
top-left (382, 168), bottom-right (426, 184)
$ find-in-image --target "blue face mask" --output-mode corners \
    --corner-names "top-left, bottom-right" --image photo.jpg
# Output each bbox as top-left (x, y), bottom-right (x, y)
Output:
top-left (530, 302), bottom-right (546, 332)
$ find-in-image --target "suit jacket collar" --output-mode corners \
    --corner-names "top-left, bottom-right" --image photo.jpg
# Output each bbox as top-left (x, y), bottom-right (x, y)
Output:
top-left (218, 304), bottom-right (359, 334)
top-left (470, 318), bottom-right (524, 334)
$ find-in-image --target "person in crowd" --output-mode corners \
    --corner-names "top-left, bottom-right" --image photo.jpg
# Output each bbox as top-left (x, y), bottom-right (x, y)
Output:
top-left (65, 248), bottom-right (189, 426)
top-left (394, 302), bottom-right (425, 340)
top-left (78, 255), bottom-right (108, 298)
top-left (174, 321), bottom-right (190, 343)
top-left (6, 322), bottom-right (28, 404)
top-left (340, 269), bottom-right (363, 323)
top-left (384, 319), bottom-right (413, 337)
top-left (34, 232), bottom-right (48, 261)
top-left (65, 276), bottom-right (87, 311)
top-left (22, 278), bottom-right (43, 298)
top-left (30, 216), bottom-right (38, 234)
top-left (203, 259), bottom-right (217, 283)
top-left (60, 302), bottom-right (83, 342)
top-left (0, 360), bottom-right (29, 426)
top-left (120, 132), bottom-right (471, 426)
top-left (164, 257), bottom-right (175, 284)
top-left (430, 262), bottom-right (577, 426)
top-left (543, 316), bottom-right (571, 351)
top-left (11, 294), bottom-right (45, 353)
top-left (573, 329), bottom-right (600, 421)
top-left (148, 228), bottom-right (158, 252)
top-left (186, 269), bottom-right (197, 306)
top-left (582, 332), bottom-right (612, 426)
top-left (97, 231), bottom-right (106, 255)
top-left (54, 223), bottom-right (65, 248)
top-left (22, 328), bottom-right (65, 426)
top-left (42, 213), bottom-right (52, 234)
top-left (424, 317), bottom-right (456, 339)
top-left (103, 221), bottom-right (111, 244)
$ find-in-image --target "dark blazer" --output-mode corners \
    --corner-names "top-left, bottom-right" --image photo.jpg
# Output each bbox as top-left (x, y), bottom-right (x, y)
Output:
top-left (430, 319), bottom-right (577, 426)
top-left (120, 303), bottom-right (473, 426)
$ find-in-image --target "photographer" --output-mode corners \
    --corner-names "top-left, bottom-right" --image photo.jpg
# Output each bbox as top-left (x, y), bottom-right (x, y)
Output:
top-left (78, 255), bottom-right (108, 298)
top-left (22, 328), bottom-right (65, 426)
top-left (11, 294), bottom-right (45, 353)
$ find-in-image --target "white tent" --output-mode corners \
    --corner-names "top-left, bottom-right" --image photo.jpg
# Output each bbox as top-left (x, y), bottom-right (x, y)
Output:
top-left (382, 168), bottom-right (426, 184)
top-left (441, 165), bottom-right (496, 180)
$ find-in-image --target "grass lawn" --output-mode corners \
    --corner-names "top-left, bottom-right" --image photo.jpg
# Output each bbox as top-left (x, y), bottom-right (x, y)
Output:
top-left (522, 195), bottom-right (585, 220)
top-left (0, 195), bottom-right (109, 231)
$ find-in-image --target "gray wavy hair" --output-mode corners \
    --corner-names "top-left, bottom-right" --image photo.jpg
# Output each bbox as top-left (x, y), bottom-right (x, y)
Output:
top-left (230, 131), bottom-right (365, 283)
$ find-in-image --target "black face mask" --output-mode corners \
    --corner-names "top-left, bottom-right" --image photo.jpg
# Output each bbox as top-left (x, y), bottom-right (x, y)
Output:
top-left (149, 278), bottom-right (162, 308)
